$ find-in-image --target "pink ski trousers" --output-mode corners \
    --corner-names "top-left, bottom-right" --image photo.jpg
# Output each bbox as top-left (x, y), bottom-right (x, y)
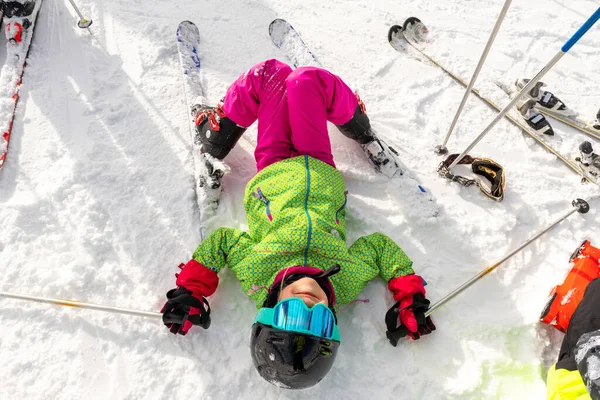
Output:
top-left (222, 59), bottom-right (359, 171)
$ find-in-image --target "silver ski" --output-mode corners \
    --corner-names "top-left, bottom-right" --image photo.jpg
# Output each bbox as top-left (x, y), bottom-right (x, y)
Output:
top-left (269, 18), bottom-right (321, 68)
top-left (176, 20), bottom-right (223, 239)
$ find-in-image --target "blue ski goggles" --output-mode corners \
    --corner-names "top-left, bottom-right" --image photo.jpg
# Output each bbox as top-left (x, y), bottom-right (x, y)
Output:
top-left (254, 297), bottom-right (341, 342)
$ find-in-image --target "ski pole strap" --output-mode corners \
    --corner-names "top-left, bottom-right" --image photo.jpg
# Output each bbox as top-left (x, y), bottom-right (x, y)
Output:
top-left (384, 300), bottom-right (410, 347)
top-left (186, 297), bottom-right (211, 329)
top-left (162, 291), bottom-right (212, 330)
top-left (384, 296), bottom-right (432, 347)
top-left (437, 154), bottom-right (506, 201)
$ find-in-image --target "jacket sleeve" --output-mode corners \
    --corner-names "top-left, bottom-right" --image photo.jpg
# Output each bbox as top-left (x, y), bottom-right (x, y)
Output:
top-left (191, 227), bottom-right (252, 273)
top-left (546, 364), bottom-right (590, 400)
top-left (348, 232), bottom-right (414, 282)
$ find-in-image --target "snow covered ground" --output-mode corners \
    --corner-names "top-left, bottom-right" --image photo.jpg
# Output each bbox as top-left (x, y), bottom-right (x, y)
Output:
top-left (1, 0), bottom-right (599, 398)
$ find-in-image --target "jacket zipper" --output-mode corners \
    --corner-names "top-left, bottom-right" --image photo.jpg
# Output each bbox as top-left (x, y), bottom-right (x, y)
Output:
top-left (251, 187), bottom-right (273, 221)
top-left (303, 156), bottom-right (313, 265)
top-left (335, 190), bottom-right (348, 225)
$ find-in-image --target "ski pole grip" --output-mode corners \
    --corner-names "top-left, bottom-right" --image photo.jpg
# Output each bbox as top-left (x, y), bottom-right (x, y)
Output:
top-left (561, 7), bottom-right (600, 52)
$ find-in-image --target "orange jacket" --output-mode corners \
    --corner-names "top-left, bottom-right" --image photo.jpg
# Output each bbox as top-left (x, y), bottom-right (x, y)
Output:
top-left (541, 241), bottom-right (600, 332)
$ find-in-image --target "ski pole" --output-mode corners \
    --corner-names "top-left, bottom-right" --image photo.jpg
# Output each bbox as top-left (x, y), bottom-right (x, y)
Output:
top-left (425, 197), bottom-right (592, 317)
top-left (436, 0), bottom-right (512, 154)
top-left (0, 291), bottom-right (162, 319)
top-left (66, 0), bottom-right (93, 29)
top-left (447, 7), bottom-right (600, 171)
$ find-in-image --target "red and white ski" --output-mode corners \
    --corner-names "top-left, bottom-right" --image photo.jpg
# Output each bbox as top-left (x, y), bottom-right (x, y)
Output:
top-left (0, 0), bottom-right (43, 170)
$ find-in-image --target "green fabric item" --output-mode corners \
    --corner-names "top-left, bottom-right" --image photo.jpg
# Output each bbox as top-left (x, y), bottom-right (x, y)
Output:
top-left (546, 364), bottom-right (591, 400)
top-left (192, 155), bottom-right (414, 308)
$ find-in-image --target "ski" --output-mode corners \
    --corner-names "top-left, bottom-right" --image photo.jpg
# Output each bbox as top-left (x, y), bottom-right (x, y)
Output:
top-left (269, 18), bottom-right (440, 218)
top-left (541, 109), bottom-right (600, 141)
top-left (388, 19), bottom-right (598, 186)
top-left (514, 78), bottom-right (600, 140)
top-left (176, 20), bottom-right (227, 239)
top-left (269, 19), bottom-right (321, 68)
top-left (0, 0), bottom-right (44, 170)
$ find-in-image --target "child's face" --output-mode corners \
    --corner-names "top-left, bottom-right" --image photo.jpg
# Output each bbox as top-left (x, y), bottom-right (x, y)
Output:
top-left (278, 277), bottom-right (329, 307)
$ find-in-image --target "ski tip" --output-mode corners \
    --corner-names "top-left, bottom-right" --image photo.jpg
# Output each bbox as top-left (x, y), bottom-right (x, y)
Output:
top-left (269, 18), bottom-right (290, 36)
top-left (400, 17), bottom-right (429, 44)
top-left (403, 17), bottom-right (423, 32)
top-left (177, 20), bottom-right (200, 42)
top-left (269, 18), bottom-right (293, 48)
top-left (387, 24), bottom-right (404, 44)
top-left (177, 20), bottom-right (198, 33)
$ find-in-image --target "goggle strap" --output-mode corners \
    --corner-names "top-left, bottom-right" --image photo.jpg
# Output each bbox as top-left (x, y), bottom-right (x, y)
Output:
top-left (313, 264), bottom-right (341, 279)
top-left (437, 154), bottom-right (505, 201)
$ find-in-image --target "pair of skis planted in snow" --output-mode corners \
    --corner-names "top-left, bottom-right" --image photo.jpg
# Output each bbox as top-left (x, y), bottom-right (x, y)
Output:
top-left (0, 0), bottom-right (43, 170)
top-left (176, 19), bottom-right (440, 225)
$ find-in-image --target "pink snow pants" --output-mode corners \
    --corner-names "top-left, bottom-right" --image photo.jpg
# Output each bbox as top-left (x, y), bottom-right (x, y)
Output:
top-left (222, 59), bottom-right (359, 171)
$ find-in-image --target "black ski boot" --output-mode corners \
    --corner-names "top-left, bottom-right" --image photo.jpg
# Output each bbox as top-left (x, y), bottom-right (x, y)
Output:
top-left (577, 141), bottom-right (600, 170)
top-left (336, 95), bottom-right (404, 178)
top-left (518, 99), bottom-right (554, 136)
top-left (192, 102), bottom-right (247, 160)
top-left (593, 108), bottom-right (600, 131)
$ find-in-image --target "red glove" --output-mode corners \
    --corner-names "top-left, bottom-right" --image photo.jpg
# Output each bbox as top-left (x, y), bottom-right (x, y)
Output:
top-left (175, 259), bottom-right (219, 298)
top-left (386, 274), bottom-right (436, 344)
top-left (160, 259), bottom-right (219, 335)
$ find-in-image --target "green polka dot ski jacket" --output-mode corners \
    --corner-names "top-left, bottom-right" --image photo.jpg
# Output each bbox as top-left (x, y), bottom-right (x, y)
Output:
top-left (191, 155), bottom-right (415, 308)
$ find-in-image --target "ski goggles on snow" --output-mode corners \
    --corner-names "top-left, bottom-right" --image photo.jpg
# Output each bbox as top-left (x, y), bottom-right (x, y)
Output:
top-left (254, 297), bottom-right (341, 342)
top-left (438, 154), bottom-right (506, 201)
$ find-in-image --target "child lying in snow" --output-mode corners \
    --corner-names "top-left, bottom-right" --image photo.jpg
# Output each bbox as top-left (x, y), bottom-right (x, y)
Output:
top-left (160, 59), bottom-right (435, 389)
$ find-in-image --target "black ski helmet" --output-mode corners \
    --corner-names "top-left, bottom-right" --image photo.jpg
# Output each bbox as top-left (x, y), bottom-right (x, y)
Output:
top-left (250, 264), bottom-right (341, 389)
top-left (250, 323), bottom-right (339, 389)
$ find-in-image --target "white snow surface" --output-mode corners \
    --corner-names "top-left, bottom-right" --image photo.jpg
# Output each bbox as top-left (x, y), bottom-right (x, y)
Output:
top-left (1, 0), bottom-right (600, 398)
